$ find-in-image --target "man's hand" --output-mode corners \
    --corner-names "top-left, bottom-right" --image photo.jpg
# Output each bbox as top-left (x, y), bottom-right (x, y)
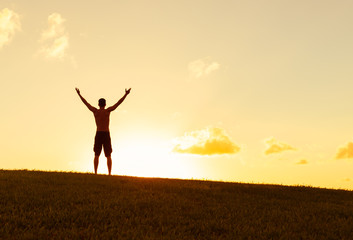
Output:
top-left (125, 88), bottom-right (131, 95)
top-left (75, 88), bottom-right (80, 95)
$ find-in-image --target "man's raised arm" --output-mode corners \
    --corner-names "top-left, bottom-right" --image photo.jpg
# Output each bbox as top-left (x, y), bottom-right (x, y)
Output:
top-left (107, 88), bottom-right (131, 112)
top-left (75, 88), bottom-right (97, 112)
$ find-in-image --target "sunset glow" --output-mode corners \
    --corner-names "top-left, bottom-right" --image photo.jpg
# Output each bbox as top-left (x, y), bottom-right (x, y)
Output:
top-left (2, 0), bottom-right (353, 190)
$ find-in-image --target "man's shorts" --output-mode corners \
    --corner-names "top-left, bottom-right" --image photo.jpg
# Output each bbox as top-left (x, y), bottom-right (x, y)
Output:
top-left (93, 131), bottom-right (112, 157)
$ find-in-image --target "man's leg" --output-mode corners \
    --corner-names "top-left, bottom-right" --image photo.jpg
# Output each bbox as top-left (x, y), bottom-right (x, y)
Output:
top-left (93, 132), bottom-right (103, 175)
top-left (103, 132), bottom-right (113, 175)
top-left (107, 156), bottom-right (112, 175)
top-left (94, 155), bottom-right (99, 174)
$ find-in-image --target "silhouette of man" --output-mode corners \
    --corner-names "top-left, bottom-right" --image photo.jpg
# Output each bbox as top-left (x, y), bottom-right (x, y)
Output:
top-left (75, 87), bottom-right (131, 175)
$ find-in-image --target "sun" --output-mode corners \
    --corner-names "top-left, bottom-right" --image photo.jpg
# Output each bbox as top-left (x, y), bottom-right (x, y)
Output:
top-left (110, 134), bottom-right (195, 179)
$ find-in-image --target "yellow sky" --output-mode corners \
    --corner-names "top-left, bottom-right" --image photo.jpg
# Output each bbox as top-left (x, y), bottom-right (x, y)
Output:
top-left (1, 0), bottom-right (353, 190)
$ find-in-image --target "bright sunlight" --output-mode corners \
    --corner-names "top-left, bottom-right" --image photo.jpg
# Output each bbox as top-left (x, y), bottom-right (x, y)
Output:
top-left (108, 133), bottom-right (195, 179)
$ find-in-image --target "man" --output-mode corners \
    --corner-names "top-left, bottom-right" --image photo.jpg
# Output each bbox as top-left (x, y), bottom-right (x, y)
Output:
top-left (75, 87), bottom-right (131, 175)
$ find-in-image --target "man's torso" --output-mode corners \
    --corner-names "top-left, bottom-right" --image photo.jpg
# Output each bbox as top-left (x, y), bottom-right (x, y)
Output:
top-left (93, 109), bottom-right (111, 132)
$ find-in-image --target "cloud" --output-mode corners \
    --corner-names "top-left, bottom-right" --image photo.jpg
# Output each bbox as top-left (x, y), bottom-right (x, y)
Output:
top-left (0, 8), bottom-right (21, 49)
top-left (336, 141), bottom-right (353, 160)
top-left (41, 13), bottom-right (66, 40)
top-left (296, 159), bottom-right (308, 165)
top-left (264, 137), bottom-right (296, 155)
top-left (172, 127), bottom-right (240, 155)
top-left (37, 13), bottom-right (69, 60)
top-left (188, 57), bottom-right (220, 78)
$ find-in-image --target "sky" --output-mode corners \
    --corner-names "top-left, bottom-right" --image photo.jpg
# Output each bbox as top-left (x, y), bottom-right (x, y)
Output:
top-left (1, 0), bottom-right (353, 190)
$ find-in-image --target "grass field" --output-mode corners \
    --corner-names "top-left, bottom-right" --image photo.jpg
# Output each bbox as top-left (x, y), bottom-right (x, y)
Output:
top-left (1, 170), bottom-right (353, 239)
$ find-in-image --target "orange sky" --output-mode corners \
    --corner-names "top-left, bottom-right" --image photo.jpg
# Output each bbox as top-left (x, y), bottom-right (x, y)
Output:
top-left (1, 0), bottom-right (353, 190)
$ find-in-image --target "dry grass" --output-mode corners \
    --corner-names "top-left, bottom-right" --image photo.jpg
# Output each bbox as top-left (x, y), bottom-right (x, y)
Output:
top-left (1, 170), bottom-right (353, 239)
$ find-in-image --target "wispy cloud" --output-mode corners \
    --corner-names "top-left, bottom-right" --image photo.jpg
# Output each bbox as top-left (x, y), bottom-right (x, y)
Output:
top-left (173, 127), bottom-right (240, 155)
top-left (336, 141), bottom-right (353, 160)
top-left (37, 13), bottom-right (69, 60)
top-left (0, 8), bottom-right (21, 49)
top-left (264, 137), bottom-right (296, 155)
top-left (296, 159), bottom-right (308, 165)
top-left (188, 57), bottom-right (220, 79)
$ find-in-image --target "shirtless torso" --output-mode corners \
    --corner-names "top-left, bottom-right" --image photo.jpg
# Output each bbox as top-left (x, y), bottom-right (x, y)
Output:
top-left (93, 109), bottom-right (111, 132)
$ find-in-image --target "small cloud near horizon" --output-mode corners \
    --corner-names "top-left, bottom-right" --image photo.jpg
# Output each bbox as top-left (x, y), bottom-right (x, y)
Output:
top-left (0, 8), bottom-right (21, 49)
top-left (336, 141), bottom-right (353, 160)
top-left (296, 159), bottom-right (308, 165)
top-left (264, 137), bottom-right (296, 155)
top-left (173, 127), bottom-right (240, 155)
top-left (188, 57), bottom-right (220, 79)
top-left (37, 13), bottom-right (71, 61)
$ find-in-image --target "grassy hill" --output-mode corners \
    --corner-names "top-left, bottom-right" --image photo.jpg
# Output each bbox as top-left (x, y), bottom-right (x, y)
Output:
top-left (1, 170), bottom-right (353, 239)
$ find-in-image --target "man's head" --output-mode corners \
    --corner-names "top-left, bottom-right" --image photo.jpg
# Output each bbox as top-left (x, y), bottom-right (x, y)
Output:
top-left (98, 98), bottom-right (106, 108)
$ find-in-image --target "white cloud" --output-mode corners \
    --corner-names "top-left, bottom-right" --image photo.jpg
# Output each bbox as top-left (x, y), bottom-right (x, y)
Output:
top-left (188, 57), bottom-right (220, 79)
top-left (42, 35), bottom-right (68, 59)
top-left (0, 8), bottom-right (21, 49)
top-left (172, 127), bottom-right (240, 155)
top-left (41, 13), bottom-right (66, 40)
top-left (264, 137), bottom-right (296, 155)
top-left (37, 13), bottom-right (70, 60)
